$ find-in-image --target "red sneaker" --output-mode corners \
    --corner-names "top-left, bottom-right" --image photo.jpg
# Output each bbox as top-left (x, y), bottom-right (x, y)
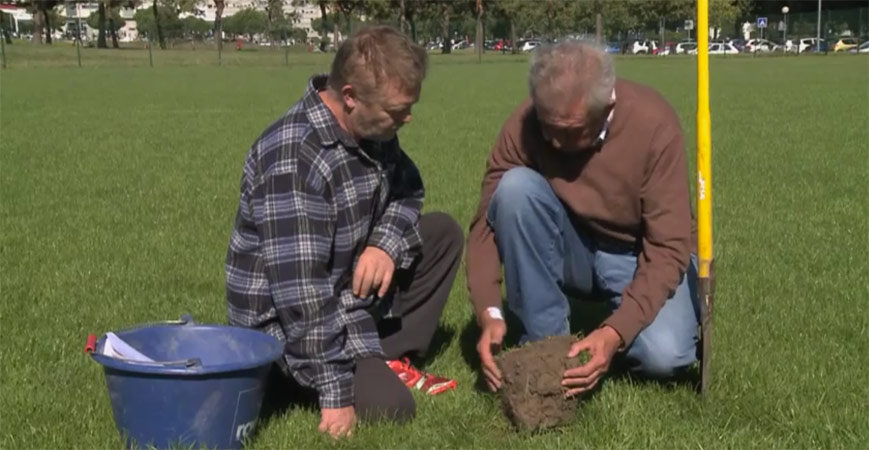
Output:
top-left (386, 358), bottom-right (457, 395)
top-left (387, 357), bottom-right (424, 388)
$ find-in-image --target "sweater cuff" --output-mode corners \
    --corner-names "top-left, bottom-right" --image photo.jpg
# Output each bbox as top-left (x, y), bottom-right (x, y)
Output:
top-left (601, 299), bottom-right (646, 349)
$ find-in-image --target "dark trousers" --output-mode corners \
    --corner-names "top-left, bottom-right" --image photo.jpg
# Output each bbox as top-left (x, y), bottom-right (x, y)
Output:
top-left (265, 212), bottom-right (463, 423)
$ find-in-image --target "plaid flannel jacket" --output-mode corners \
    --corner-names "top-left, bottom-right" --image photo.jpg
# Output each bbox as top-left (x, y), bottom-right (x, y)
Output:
top-left (225, 75), bottom-right (424, 408)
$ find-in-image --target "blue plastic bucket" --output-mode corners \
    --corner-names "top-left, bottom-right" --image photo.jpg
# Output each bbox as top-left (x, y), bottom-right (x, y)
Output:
top-left (87, 314), bottom-right (283, 449)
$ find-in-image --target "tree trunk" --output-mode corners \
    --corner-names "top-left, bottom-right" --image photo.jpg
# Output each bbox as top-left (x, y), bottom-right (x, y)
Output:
top-left (2, 26), bottom-right (11, 45)
top-left (109, 8), bottom-right (119, 48)
top-left (410, 17), bottom-right (416, 43)
top-left (474, 10), bottom-right (483, 62)
top-left (441, 5), bottom-right (450, 54)
top-left (43, 6), bottom-right (52, 44)
top-left (345, 9), bottom-right (352, 37)
top-left (510, 19), bottom-right (517, 54)
top-left (475, 0), bottom-right (483, 61)
top-left (215, 0), bottom-right (224, 50)
top-left (595, 0), bottom-right (602, 45)
top-left (333, 21), bottom-right (340, 47)
top-left (318, 0), bottom-right (328, 50)
top-left (399, 0), bottom-right (406, 34)
top-left (97, 2), bottom-right (107, 48)
top-left (31, 8), bottom-right (44, 44)
top-left (153, 0), bottom-right (165, 50)
top-left (267, 2), bottom-right (277, 49)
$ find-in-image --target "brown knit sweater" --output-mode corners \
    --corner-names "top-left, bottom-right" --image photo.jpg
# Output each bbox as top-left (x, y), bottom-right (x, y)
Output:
top-left (467, 78), bottom-right (695, 346)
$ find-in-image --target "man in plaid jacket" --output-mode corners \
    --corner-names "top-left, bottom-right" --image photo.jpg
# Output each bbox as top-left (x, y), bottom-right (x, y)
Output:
top-left (225, 26), bottom-right (462, 438)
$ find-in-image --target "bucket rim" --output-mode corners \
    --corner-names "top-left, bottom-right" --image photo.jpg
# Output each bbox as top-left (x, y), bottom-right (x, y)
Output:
top-left (90, 324), bottom-right (284, 376)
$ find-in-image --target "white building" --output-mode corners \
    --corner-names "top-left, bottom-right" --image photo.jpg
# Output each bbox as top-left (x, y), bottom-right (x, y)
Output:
top-left (0, 4), bottom-right (31, 37)
top-left (291, 0), bottom-right (324, 39)
top-left (61, 2), bottom-right (140, 41)
top-left (51, 0), bottom-right (326, 43)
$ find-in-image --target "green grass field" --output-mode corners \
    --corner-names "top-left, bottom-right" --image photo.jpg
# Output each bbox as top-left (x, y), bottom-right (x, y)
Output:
top-left (2, 44), bottom-right (868, 449)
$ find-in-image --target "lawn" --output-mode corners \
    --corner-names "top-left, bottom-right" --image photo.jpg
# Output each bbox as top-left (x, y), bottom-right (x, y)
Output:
top-left (1, 44), bottom-right (867, 449)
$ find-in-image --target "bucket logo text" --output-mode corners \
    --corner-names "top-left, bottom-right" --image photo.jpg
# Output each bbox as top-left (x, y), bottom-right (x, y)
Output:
top-left (235, 418), bottom-right (257, 441)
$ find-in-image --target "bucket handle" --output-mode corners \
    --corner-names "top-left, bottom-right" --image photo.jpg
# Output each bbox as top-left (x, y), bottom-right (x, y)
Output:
top-left (109, 356), bottom-right (203, 369)
top-left (120, 313), bottom-right (196, 329)
top-left (84, 334), bottom-right (203, 368)
top-left (83, 314), bottom-right (200, 368)
top-left (83, 313), bottom-right (196, 355)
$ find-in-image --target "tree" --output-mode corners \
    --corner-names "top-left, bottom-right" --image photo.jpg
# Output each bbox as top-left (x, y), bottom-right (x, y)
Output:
top-left (183, 16), bottom-right (210, 42)
top-left (438, 1), bottom-right (454, 53)
top-left (404, 0), bottom-right (423, 42)
top-left (0, 11), bottom-right (12, 44)
top-left (134, 4), bottom-right (181, 46)
top-left (493, 0), bottom-right (525, 54)
top-left (290, 27), bottom-right (308, 43)
top-left (317, 0), bottom-right (330, 49)
top-left (475, 0), bottom-right (483, 59)
top-left (333, 0), bottom-right (365, 41)
top-left (152, 0), bottom-right (165, 49)
top-left (95, 1), bottom-right (107, 47)
top-left (709, 0), bottom-right (739, 39)
top-left (134, 8), bottom-right (154, 37)
top-left (23, 0), bottom-right (61, 44)
top-left (224, 8), bottom-right (267, 41)
top-left (89, 3), bottom-right (127, 48)
top-left (214, 0), bottom-right (225, 49)
top-left (400, 0), bottom-right (406, 33)
top-left (266, 0), bottom-right (282, 46)
top-left (601, 0), bottom-right (640, 49)
top-left (87, 9), bottom-right (126, 33)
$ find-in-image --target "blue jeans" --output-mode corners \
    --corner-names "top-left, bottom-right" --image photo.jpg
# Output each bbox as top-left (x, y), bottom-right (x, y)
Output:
top-left (488, 167), bottom-right (699, 378)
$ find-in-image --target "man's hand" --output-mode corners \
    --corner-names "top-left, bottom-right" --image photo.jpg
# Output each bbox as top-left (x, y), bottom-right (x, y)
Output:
top-left (319, 406), bottom-right (356, 439)
top-left (353, 246), bottom-right (395, 298)
top-left (477, 315), bottom-right (507, 392)
top-left (562, 326), bottom-right (623, 398)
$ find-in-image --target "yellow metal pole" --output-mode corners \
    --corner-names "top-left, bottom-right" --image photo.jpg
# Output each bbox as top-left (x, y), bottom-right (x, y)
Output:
top-left (696, 0), bottom-right (715, 396)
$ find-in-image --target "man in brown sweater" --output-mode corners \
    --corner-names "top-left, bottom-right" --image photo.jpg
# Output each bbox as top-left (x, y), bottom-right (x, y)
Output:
top-left (467, 41), bottom-right (698, 397)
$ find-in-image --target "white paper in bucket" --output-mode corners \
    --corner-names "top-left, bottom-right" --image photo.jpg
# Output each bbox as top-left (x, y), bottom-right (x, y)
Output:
top-left (102, 332), bottom-right (155, 362)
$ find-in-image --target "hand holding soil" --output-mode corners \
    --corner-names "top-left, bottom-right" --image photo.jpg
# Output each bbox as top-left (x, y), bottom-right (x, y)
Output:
top-left (477, 316), bottom-right (507, 392)
top-left (562, 326), bottom-right (623, 398)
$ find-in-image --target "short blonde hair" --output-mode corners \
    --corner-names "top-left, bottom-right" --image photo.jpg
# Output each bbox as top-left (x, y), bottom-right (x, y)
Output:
top-left (328, 26), bottom-right (428, 99)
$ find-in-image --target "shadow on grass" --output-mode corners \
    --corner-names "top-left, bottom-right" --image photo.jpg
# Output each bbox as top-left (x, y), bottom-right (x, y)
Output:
top-left (255, 323), bottom-right (458, 435)
top-left (258, 365), bottom-right (319, 423)
top-left (413, 323), bottom-right (455, 370)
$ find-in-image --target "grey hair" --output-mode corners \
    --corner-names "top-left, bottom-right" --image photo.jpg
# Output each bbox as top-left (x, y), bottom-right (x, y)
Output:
top-left (528, 40), bottom-right (615, 118)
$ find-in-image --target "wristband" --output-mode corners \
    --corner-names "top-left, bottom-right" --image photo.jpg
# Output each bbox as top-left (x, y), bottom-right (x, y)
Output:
top-left (486, 307), bottom-right (504, 321)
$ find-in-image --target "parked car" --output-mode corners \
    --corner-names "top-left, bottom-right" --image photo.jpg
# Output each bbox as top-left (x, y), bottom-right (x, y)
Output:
top-left (653, 41), bottom-right (676, 55)
top-left (708, 43), bottom-right (739, 55)
top-left (521, 40), bottom-right (541, 52)
top-left (655, 42), bottom-right (676, 56)
top-left (798, 38), bottom-right (826, 53)
top-left (452, 40), bottom-right (469, 50)
top-left (729, 39), bottom-right (747, 52)
top-left (630, 39), bottom-right (657, 54)
top-left (605, 42), bottom-right (621, 54)
top-left (830, 37), bottom-right (859, 52)
top-left (850, 41), bottom-right (869, 53)
top-left (745, 38), bottom-right (776, 52)
top-left (675, 41), bottom-right (697, 54)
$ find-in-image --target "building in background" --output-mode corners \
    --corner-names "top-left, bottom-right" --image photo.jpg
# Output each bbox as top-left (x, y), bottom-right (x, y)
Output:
top-left (0, 3), bottom-right (32, 37)
top-left (9, 0), bottom-right (325, 44)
